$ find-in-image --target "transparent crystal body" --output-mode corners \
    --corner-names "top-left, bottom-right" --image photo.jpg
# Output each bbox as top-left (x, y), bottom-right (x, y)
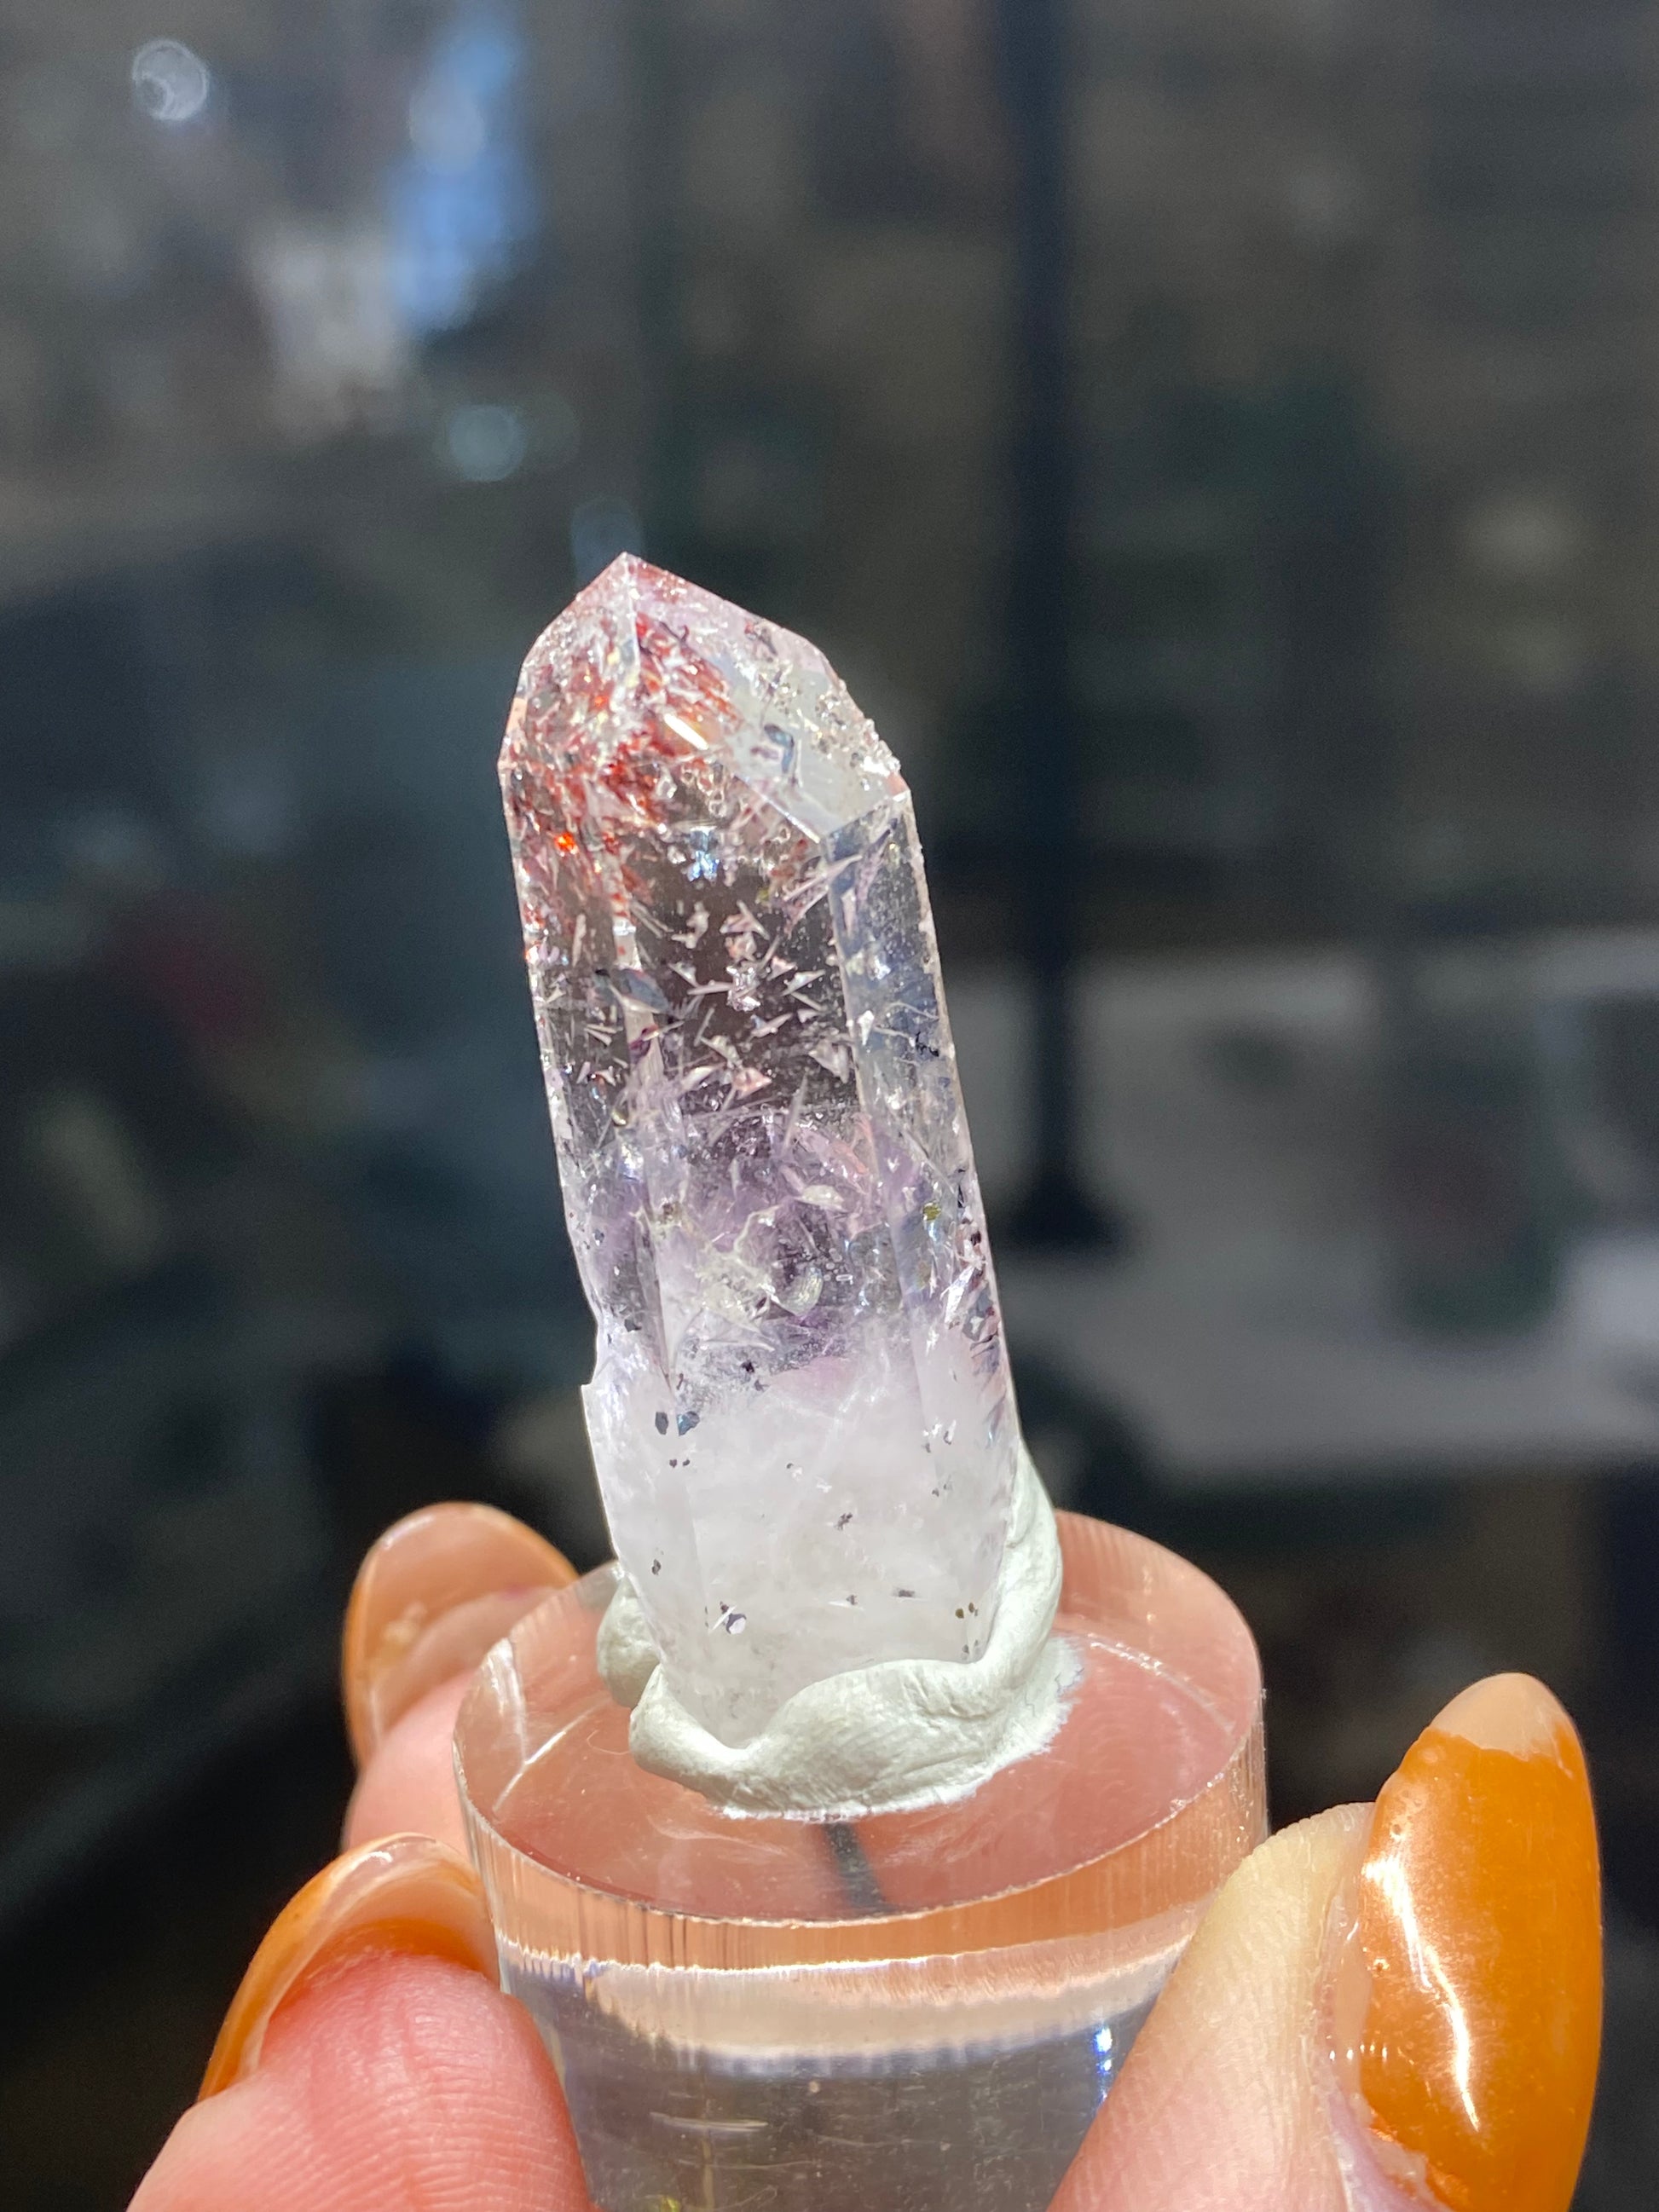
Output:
top-left (501, 556), bottom-right (1019, 1744)
top-left (455, 1515), bottom-right (1267, 2212)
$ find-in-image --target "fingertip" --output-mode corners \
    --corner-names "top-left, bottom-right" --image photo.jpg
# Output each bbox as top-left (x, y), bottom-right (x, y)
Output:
top-left (1348, 1673), bottom-right (1600, 2212)
top-left (134, 1953), bottom-right (592, 2212)
top-left (344, 1504), bottom-right (576, 1767)
top-left (1054, 1674), bottom-right (1602, 2212)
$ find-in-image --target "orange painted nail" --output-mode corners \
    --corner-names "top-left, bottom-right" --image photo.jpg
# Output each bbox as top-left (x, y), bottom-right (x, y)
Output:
top-left (199, 1834), bottom-right (496, 2099)
top-left (343, 1502), bottom-right (578, 1764)
top-left (1337, 1672), bottom-right (1602, 2212)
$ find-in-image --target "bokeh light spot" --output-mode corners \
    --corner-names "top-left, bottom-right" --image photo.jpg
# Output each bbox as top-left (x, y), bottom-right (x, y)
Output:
top-left (442, 401), bottom-right (529, 482)
top-left (130, 38), bottom-right (211, 125)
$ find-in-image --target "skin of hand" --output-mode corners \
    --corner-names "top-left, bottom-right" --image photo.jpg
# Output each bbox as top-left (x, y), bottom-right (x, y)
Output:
top-left (131, 1504), bottom-right (1602, 2212)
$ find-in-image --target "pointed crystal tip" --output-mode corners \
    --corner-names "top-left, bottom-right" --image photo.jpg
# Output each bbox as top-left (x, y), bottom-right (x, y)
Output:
top-left (503, 554), bottom-right (906, 846)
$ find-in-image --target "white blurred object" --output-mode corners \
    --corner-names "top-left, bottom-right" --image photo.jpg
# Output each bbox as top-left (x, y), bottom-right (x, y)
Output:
top-left (1564, 1235), bottom-right (1659, 1390)
top-left (23, 1086), bottom-right (166, 1276)
top-left (1462, 489), bottom-right (1585, 582)
top-left (246, 221), bottom-right (411, 438)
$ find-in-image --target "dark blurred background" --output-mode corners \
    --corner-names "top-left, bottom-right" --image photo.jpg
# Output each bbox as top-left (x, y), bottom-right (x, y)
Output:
top-left (3, 2), bottom-right (1658, 2203)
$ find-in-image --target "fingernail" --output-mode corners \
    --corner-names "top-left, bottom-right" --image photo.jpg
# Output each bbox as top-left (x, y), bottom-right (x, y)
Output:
top-left (198, 1834), bottom-right (495, 2099)
top-left (343, 1502), bottom-right (577, 1764)
top-left (1328, 1672), bottom-right (1602, 2212)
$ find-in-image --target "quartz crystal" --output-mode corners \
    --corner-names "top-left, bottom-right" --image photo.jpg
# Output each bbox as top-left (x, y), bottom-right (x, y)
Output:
top-left (501, 556), bottom-right (1019, 1746)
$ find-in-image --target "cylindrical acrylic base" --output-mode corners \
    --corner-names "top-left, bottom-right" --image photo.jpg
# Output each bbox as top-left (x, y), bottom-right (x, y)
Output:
top-left (454, 1513), bottom-right (1264, 2212)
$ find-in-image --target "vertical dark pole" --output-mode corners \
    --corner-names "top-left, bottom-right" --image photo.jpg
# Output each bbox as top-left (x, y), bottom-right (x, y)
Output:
top-left (626, 0), bottom-right (693, 574)
top-left (993, 0), bottom-right (1120, 1250)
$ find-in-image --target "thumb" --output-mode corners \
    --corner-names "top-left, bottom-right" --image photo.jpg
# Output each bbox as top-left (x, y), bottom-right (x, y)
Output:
top-left (1055, 1672), bottom-right (1601, 2212)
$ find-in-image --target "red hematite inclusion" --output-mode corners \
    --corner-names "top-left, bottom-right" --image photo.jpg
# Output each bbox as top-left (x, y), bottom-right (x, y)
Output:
top-left (500, 555), bottom-right (1020, 1748)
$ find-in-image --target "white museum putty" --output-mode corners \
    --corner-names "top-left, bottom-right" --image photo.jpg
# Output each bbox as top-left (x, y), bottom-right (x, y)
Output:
top-left (597, 1447), bottom-right (1072, 1817)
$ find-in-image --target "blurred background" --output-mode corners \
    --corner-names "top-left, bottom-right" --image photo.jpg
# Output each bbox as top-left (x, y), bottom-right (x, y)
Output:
top-left (2, 1), bottom-right (1658, 2202)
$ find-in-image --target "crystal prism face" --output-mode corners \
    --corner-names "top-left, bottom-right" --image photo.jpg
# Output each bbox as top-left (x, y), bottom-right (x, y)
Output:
top-left (501, 556), bottom-right (1018, 1747)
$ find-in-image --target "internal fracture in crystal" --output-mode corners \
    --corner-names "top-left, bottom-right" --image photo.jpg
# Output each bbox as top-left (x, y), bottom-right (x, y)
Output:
top-left (502, 556), bottom-right (1019, 1746)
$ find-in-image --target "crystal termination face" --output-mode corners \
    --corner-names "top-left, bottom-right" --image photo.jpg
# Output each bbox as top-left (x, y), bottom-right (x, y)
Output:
top-left (502, 557), bottom-right (1018, 1747)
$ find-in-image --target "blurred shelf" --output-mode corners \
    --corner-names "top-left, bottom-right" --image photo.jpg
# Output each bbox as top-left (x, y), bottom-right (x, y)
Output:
top-left (952, 930), bottom-right (1659, 1488)
top-left (0, 467), bottom-right (278, 609)
top-left (0, 447), bottom-right (465, 610)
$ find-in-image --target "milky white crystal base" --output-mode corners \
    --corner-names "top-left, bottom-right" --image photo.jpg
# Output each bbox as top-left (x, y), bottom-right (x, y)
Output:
top-left (502, 557), bottom-right (1020, 1747)
top-left (598, 1447), bottom-right (1066, 1817)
